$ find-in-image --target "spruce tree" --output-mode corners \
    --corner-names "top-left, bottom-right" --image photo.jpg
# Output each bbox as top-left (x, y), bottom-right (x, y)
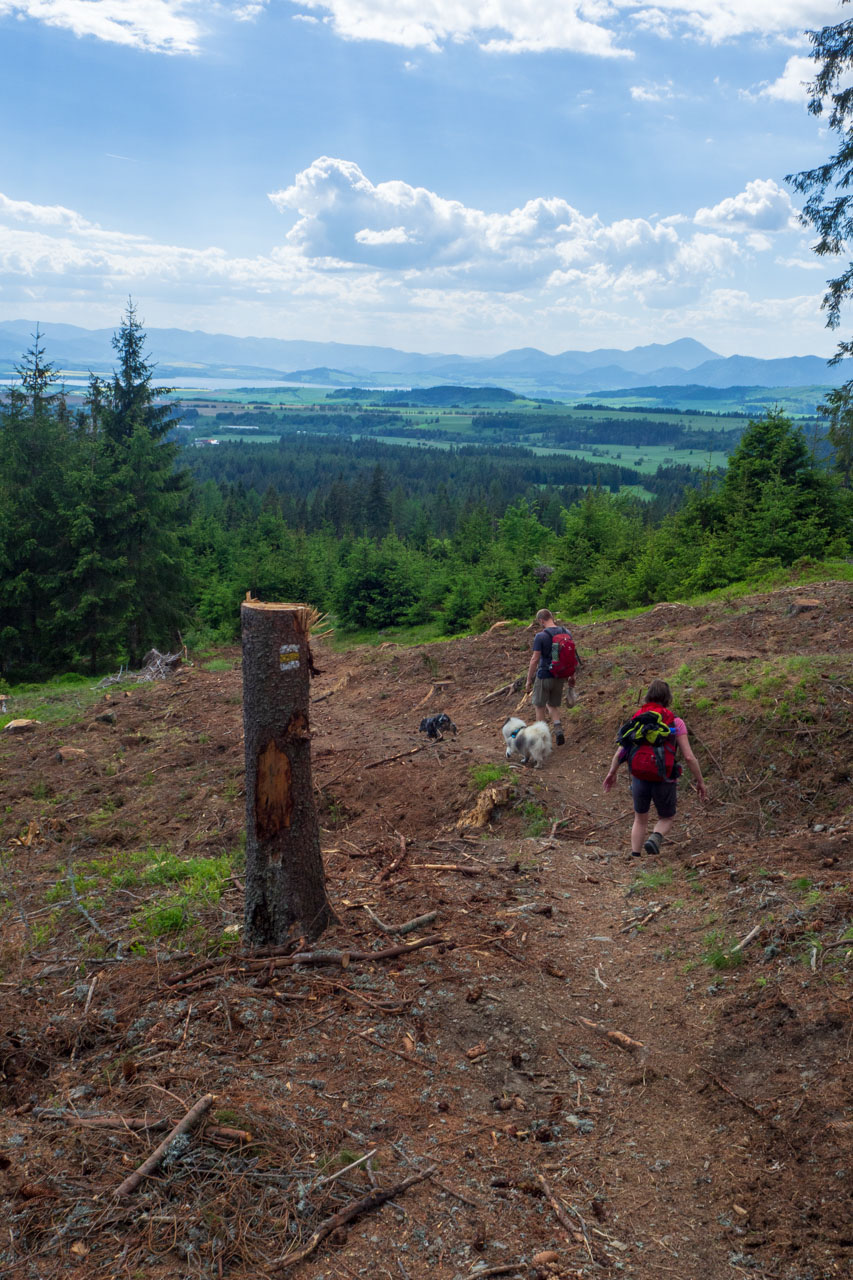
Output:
top-left (788, 5), bottom-right (853, 357)
top-left (719, 410), bottom-right (845, 570)
top-left (57, 377), bottom-right (133, 669)
top-left (0, 332), bottom-right (75, 674)
top-left (101, 301), bottom-right (191, 666)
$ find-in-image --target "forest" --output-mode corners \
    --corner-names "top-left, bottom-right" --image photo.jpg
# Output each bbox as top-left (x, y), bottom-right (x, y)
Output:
top-left (1, 311), bottom-right (852, 679)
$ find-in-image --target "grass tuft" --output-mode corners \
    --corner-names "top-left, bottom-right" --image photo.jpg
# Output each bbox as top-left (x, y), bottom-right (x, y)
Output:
top-left (469, 762), bottom-right (511, 791)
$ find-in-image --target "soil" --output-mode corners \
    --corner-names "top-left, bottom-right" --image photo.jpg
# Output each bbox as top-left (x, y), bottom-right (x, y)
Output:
top-left (1, 581), bottom-right (852, 1280)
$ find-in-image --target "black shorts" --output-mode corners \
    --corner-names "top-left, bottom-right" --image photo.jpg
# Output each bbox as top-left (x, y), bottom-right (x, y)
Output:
top-left (631, 776), bottom-right (678, 819)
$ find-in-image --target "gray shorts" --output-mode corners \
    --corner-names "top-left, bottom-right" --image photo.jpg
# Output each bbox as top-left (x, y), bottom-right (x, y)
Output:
top-left (532, 677), bottom-right (577, 709)
top-left (631, 777), bottom-right (678, 819)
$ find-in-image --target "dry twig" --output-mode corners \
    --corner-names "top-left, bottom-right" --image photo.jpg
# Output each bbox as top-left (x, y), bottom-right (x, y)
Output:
top-left (366, 745), bottom-right (429, 770)
top-left (275, 1165), bottom-right (435, 1269)
top-left (362, 906), bottom-right (438, 935)
top-left (578, 1016), bottom-right (645, 1055)
top-left (115, 1093), bottom-right (216, 1197)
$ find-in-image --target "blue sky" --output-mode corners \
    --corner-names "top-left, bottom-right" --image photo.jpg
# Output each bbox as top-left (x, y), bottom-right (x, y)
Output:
top-left (0, 0), bottom-right (847, 358)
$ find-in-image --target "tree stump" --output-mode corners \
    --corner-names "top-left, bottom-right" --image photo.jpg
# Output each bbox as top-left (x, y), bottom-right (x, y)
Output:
top-left (241, 601), bottom-right (331, 944)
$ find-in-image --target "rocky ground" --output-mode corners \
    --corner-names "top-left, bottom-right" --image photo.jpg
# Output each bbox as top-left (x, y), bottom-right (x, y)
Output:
top-left (1, 580), bottom-right (852, 1280)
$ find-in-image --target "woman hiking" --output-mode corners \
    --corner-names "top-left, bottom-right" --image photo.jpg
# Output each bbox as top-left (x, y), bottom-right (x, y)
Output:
top-left (603, 678), bottom-right (707, 858)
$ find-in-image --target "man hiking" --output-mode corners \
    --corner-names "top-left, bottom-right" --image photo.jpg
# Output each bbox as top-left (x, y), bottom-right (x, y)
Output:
top-left (603, 677), bottom-right (707, 857)
top-left (524, 608), bottom-right (579, 747)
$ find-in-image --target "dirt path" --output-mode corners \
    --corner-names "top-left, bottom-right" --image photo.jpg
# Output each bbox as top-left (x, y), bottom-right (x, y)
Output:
top-left (0, 585), bottom-right (851, 1278)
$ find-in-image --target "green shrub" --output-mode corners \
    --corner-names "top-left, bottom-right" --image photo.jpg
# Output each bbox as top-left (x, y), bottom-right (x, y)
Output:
top-left (702, 930), bottom-right (743, 970)
top-left (469, 762), bottom-right (511, 790)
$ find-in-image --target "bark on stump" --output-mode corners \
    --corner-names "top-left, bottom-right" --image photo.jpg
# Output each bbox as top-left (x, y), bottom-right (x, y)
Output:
top-left (242, 601), bottom-right (332, 944)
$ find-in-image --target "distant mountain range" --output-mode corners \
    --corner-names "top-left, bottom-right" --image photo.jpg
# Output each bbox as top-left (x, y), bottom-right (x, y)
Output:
top-left (0, 320), bottom-right (846, 397)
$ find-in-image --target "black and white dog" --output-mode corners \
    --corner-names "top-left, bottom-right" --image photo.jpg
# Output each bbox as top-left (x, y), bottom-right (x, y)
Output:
top-left (503, 716), bottom-right (552, 768)
top-left (419, 712), bottom-right (458, 741)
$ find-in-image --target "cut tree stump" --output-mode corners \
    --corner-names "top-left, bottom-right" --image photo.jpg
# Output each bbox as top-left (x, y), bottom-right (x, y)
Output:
top-left (242, 601), bottom-right (332, 945)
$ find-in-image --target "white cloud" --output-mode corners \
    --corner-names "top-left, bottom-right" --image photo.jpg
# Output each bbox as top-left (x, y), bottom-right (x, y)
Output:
top-left (776, 255), bottom-right (825, 269)
top-left (694, 179), bottom-right (797, 233)
top-left (233, 1), bottom-right (267, 19)
top-left (0, 0), bottom-right (204, 53)
top-left (751, 54), bottom-right (813, 103)
top-left (354, 225), bottom-right (414, 245)
top-left (0, 0), bottom-right (839, 58)
top-left (623, 1), bottom-right (837, 44)
top-left (279, 0), bottom-right (839, 55)
top-left (286, 0), bottom-right (633, 56)
top-left (630, 79), bottom-right (676, 101)
top-left (267, 157), bottom-right (762, 307)
top-left (0, 164), bottom-right (825, 354)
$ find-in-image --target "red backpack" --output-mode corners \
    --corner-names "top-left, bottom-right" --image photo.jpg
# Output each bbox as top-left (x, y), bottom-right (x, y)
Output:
top-left (547, 627), bottom-right (578, 680)
top-left (617, 702), bottom-right (680, 781)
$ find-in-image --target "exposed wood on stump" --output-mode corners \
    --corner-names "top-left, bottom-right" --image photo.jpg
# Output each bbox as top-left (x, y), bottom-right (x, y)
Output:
top-left (242, 601), bottom-right (332, 945)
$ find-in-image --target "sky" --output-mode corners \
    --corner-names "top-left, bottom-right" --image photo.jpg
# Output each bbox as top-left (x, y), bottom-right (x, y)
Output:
top-left (0, 0), bottom-right (849, 359)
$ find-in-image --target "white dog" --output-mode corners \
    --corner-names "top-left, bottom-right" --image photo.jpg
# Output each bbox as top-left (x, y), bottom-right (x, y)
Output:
top-left (502, 717), bottom-right (552, 769)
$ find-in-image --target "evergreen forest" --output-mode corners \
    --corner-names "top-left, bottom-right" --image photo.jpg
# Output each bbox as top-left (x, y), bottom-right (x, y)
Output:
top-left (1, 312), bottom-right (852, 680)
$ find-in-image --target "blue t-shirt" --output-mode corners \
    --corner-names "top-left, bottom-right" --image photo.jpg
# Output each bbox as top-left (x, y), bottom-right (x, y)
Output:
top-left (533, 626), bottom-right (570, 680)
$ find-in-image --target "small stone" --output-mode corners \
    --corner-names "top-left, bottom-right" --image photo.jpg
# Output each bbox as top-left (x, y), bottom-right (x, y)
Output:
top-left (57, 746), bottom-right (87, 762)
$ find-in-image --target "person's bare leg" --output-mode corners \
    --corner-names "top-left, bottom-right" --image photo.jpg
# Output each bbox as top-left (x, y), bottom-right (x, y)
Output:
top-left (644, 813), bottom-right (675, 855)
top-left (545, 704), bottom-right (564, 744)
top-left (631, 811), bottom-right (649, 854)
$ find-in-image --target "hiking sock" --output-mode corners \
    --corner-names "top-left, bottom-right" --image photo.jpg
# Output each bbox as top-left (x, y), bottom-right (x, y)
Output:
top-left (554, 721), bottom-right (565, 746)
top-left (643, 831), bottom-right (662, 856)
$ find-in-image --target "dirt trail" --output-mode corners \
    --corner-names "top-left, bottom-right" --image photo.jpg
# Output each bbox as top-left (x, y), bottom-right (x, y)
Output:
top-left (0, 582), bottom-right (851, 1279)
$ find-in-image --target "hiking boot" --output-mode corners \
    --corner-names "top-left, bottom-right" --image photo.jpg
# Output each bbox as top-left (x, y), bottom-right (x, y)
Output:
top-left (643, 832), bottom-right (662, 856)
top-left (555, 728), bottom-right (565, 746)
top-left (631, 849), bottom-right (643, 858)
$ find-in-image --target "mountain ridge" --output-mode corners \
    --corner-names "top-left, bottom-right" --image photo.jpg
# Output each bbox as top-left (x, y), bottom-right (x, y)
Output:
top-left (0, 319), bottom-right (842, 394)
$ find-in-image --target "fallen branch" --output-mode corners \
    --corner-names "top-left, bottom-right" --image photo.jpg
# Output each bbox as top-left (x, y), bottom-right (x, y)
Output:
top-left (315, 1147), bottom-right (377, 1188)
top-left (366, 745), bottom-right (429, 770)
top-left (619, 903), bottom-right (669, 934)
top-left (700, 1069), bottom-right (765, 1119)
top-left (377, 833), bottom-right (409, 882)
top-left (83, 975), bottom-right (98, 1015)
top-left (585, 810), bottom-right (634, 836)
top-left (351, 1028), bottom-right (427, 1069)
top-left (410, 862), bottom-right (477, 876)
top-left (470, 1265), bottom-right (528, 1278)
top-left (414, 680), bottom-right (453, 711)
top-left (731, 923), bottom-right (762, 953)
top-left (39, 1111), bottom-right (252, 1144)
top-left (427, 1173), bottom-right (485, 1210)
top-left (538, 1175), bottom-right (594, 1263)
top-left (67, 863), bottom-right (116, 948)
top-left (275, 1166), bottom-right (435, 1269)
top-left (115, 1093), bottom-right (215, 1197)
top-left (480, 676), bottom-right (524, 704)
top-left (577, 1016), bottom-right (645, 1055)
top-left (165, 933), bottom-right (446, 988)
top-left (537, 1174), bottom-right (576, 1239)
top-left (363, 906), bottom-right (438, 936)
top-left (287, 934), bottom-right (446, 967)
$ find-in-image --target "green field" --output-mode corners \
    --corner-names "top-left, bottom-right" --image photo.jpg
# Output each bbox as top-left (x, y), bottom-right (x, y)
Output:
top-left (524, 442), bottom-right (729, 472)
top-left (174, 384), bottom-right (823, 480)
